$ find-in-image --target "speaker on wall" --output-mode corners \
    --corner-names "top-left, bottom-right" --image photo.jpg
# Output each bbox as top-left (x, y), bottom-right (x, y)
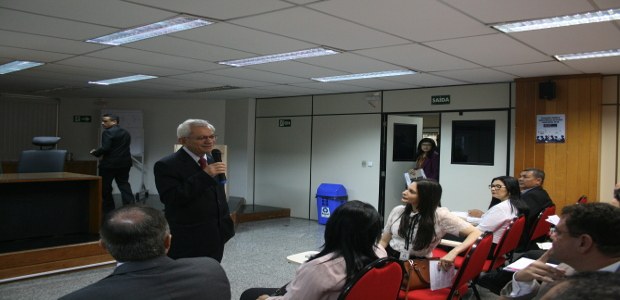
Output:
top-left (539, 81), bottom-right (556, 100)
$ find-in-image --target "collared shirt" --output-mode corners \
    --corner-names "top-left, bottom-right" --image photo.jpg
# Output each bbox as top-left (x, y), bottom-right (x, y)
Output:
top-left (182, 147), bottom-right (206, 166)
top-left (510, 260), bottom-right (620, 297)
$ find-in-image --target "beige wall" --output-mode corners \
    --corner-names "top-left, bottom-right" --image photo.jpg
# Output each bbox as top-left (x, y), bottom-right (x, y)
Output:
top-left (600, 75), bottom-right (619, 204)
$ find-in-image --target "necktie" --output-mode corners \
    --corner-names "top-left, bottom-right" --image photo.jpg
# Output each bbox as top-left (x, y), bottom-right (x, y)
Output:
top-left (198, 157), bottom-right (207, 169)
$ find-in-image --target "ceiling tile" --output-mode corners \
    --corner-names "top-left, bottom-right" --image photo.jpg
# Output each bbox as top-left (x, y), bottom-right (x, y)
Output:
top-left (231, 7), bottom-right (409, 51)
top-left (425, 34), bottom-right (551, 66)
top-left (310, 0), bottom-right (495, 42)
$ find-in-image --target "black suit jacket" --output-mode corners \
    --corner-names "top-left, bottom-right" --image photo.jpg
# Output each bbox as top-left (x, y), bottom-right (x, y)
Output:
top-left (520, 186), bottom-right (554, 247)
top-left (59, 256), bottom-right (231, 300)
top-left (154, 149), bottom-right (235, 261)
top-left (91, 125), bottom-right (132, 169)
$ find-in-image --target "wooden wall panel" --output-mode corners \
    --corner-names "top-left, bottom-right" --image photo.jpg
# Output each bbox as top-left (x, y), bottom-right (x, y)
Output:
top-left (515, 74), bottom-right (602, 212)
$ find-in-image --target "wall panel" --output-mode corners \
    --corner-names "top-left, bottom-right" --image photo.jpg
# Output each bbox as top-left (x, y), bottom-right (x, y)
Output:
top-left (515, 74), bottom-right (602, 210)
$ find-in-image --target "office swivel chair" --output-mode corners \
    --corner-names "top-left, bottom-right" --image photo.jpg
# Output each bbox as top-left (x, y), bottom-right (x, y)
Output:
top-left (17, 136), bottom-right (67, 173)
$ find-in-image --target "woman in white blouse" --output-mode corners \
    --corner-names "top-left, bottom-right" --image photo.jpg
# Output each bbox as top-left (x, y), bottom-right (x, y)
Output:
top-left (379, 179), bottom-right (481, 271)
top-left (468, 176), bottom-right (527, 254)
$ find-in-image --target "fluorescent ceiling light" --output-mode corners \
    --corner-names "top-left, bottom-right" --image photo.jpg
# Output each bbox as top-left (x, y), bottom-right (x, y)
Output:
top-left (312, 70), bottom-right (416, 82)
top-left (0, 61), bottom-right (44, 74)
top-left (218, 47), bottom-right (340, 67)
top-left (89, 75), bottom-right (157, 85)
top-left (493, 8), bottom-right (620, 32)
top-left (554, 49), bottom-right (620, 61)
top-left (86, 16), bottom-right (213, 46)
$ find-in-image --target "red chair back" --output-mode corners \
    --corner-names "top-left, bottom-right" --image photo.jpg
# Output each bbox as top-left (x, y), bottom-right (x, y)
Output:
top-left (577, 195), bottom-right (588, 204)
top-left (447, 232), bottom-right (494, 299)
top-left (528, 205), bottom-right (556, 242)
top-left (486, 216), bottom-right (525, 271)
top-left (339, 257), bottom-right (404, 300)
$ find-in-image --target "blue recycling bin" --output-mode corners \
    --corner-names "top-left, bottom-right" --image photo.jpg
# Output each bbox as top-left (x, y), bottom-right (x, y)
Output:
top-left (316, 183), bottom-right (348, 225)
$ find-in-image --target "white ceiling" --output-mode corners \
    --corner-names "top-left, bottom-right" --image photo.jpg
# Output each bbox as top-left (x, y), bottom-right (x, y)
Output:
top-left (0, 0), bottom-right (619, 100)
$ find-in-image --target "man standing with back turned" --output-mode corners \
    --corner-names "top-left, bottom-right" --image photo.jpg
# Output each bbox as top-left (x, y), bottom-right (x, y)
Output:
top-left (154, 119), bottom-right (234, 262)
top-left (90, 114), bottom-right (134, 216)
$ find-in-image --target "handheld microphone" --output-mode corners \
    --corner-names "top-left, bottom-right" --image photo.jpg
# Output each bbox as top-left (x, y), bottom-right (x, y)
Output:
top-left (211, 149), bottom-right (227, 185)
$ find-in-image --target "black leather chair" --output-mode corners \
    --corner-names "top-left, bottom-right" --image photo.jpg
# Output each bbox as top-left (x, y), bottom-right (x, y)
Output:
top-left (17, 136), bottom-right (67, 173)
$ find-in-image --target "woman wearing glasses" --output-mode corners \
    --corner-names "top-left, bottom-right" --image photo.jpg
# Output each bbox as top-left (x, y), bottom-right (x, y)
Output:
top-left (468, 176), bottom-right (528, 253)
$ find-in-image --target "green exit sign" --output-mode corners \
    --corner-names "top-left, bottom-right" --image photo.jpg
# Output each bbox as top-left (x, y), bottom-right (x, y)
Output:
top-left (279, 119), bottom-right (291, 127)
top-left (73, 115), bottom-right (92, 122)
top-left (431, 95), bottom-right (450, 105)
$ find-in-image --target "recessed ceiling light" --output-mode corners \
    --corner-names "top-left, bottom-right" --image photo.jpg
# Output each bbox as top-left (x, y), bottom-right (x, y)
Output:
top-left (311, 70), bottom-right (416, 82)
top-left (492, 8), bottom-right (620, 33)
top-left (554, 48), bottom-right (620, 61)
top-left (218, 47), bottom-right (340, 67)
top-left (0, 61), bottom-right (44, 74)
top-left (86, 16), bottom-right (213, 46)
top-left (88, 75), bottom-right (157, 85)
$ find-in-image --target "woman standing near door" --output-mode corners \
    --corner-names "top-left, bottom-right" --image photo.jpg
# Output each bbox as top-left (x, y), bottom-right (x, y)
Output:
top-left (408, 138), bottom-right (439, 181)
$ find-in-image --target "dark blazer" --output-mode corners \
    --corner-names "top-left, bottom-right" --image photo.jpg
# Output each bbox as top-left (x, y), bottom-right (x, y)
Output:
top-left (91, 125), bottom-right (132, 169)
top-left (59, 256), bottom-right (231, 300)
top-left (522, 186), bottom-right (554, 233)
top-left (154, 149), bottom-right (234, 262)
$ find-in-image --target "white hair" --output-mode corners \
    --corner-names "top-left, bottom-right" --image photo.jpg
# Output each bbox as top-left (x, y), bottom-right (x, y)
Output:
top-left (176, 119), bottom-right (215, 138)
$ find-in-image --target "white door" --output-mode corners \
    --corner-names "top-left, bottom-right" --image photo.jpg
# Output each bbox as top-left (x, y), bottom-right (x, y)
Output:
top-left (439, 111), bottom-right (509, 212)
top-left (384, 115), bottom-right (423, 221)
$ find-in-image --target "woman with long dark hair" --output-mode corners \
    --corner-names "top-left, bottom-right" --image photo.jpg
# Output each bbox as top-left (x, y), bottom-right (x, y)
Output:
top-left (380, 179), bottom-right (480, 270)
top-left (240, 200), bottom-right (386, 300)
top-left (408, 138), bottom-right (440, 181)
top-left (471, 176), bottom-right (527, 246)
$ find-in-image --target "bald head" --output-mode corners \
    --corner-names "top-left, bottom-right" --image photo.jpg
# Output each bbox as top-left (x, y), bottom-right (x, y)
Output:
top-left (100, 205), bottom-right (170, 262)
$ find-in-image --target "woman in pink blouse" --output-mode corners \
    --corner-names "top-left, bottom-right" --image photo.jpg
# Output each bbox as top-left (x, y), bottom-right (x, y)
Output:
top-left (240, 200), bottom-right (386, 300)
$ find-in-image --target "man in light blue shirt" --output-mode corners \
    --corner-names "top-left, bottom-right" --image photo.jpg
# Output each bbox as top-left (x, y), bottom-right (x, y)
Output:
top-left (500, 203), bottom-right (620, 300)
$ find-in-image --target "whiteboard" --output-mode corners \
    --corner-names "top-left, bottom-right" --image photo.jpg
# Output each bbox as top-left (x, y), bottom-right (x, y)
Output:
top-left (101, 109), bottom-right (144, 156)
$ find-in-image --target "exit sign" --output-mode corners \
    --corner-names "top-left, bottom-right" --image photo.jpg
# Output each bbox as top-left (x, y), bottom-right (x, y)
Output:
top-left (73, 115), bottom-right (92, 122)
top-left (431, 95), bottom-right (450, 105)
top-left (279, 119), bottom-right (291, 127)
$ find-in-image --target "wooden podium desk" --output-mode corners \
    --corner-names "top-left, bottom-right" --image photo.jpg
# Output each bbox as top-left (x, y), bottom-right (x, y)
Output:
top-left (0, 172), bottom-right (113, 281)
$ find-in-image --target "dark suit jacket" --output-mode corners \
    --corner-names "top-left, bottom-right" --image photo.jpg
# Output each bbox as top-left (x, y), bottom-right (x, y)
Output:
top-left (154, 149), bottom-right (234, 262)
top-left (520, 186), bottom-right (554, 246)
top-left (59, 256), bottom-right (231, 300)
top-left (91, 125), bottom-right (132, 169)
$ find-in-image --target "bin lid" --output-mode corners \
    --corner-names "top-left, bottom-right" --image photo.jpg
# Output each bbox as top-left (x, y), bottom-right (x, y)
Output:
top-left (316, 183), bottom-right (347, 197)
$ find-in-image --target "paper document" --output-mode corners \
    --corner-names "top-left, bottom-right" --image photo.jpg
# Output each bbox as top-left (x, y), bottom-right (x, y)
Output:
top-left (504, 257), bottom-right (558, 272)
top-left (439, 239), bottom-right (463, 248)
top-left (546, 215), bottom-right (560, 226)
top-left (537, 242), bottom-right (552, 250)
top-left (429, 260), bottom-right (457, 290)
top-left (286, 251), bottom-right (319, 265)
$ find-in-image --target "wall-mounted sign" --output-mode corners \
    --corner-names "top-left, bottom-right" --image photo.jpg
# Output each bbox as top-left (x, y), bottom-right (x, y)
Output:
top-left (431, 95), bottom-right (450, 105)
top-left (73, 115), bottom-right (92, 122)
top-left (536, 114), bottom-right (565, 143)
top-left (279, 119), bottom-right (292, 127)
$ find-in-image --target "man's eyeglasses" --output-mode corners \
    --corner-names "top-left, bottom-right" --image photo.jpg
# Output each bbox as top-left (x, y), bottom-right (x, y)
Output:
top-left (488, 184), bottom-right (506, 190)
top-left (188, 135), bottom-right (217, 141)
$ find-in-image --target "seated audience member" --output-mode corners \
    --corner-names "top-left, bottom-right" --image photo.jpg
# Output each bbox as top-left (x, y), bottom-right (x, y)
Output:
top-left (240, 200), bottom-right (386, 300)
top-left (60, 205), bottom-right (231, 300)
top-left (499, 203), bottom-right (620, 299)
top-left (539, 271), bottom-right (620, 300)
top-left (460, 176), bottom-right (527, 256)
top-left (517, 168), bottom-right (554, 245)
top-left (380, 179), bottom-right (481, 270)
